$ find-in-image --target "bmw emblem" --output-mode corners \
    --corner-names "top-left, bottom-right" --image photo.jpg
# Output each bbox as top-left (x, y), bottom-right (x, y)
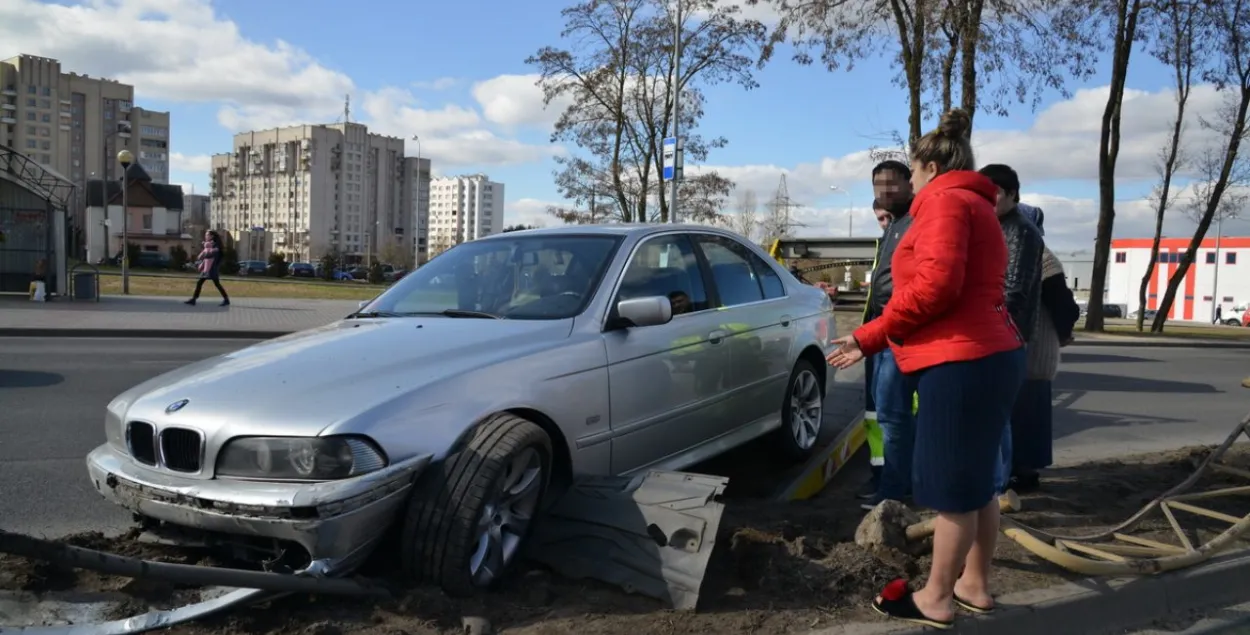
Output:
top-left (165, 399), bottom-right (189, 415)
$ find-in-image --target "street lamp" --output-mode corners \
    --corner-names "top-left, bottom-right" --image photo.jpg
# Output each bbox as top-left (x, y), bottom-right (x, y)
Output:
top-left (830, 185), bottom-right (853, 236)
top-left (117, 148), bottom-right (134, 295)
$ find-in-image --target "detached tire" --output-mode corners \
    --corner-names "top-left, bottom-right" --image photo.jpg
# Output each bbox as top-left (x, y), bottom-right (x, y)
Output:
top-left (774, 359), bottom-right (825, 461)
top-left (400, 413), bottom-right (552, 596)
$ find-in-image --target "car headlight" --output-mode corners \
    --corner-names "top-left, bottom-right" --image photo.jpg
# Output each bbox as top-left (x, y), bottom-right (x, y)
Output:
top-left (216, 436), bottom-right (387, 481)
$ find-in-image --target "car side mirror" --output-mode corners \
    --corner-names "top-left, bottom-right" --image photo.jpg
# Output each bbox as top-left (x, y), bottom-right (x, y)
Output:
top-left (615, 296), bottom-right (673, 329)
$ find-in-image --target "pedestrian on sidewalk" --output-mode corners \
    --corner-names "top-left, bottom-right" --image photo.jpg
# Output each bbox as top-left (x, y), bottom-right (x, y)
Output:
top-left (857, 166), bottom-right (918, 510)
top-left (1009, 247), bottom-right (1081, 492)
top-left (979, 164), bottom-right (1044, 500)
top-left (827, 109), bottom-right (1026, 630)
top-left (186, 230), bottom-right (230, 307)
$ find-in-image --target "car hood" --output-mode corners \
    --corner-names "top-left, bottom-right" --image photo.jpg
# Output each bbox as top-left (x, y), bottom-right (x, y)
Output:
top-left (113, 318), bottom-right (574, 438)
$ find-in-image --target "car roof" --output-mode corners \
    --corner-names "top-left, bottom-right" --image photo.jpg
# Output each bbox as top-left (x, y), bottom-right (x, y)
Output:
top-left (478, 223), bottom-right (739, 241)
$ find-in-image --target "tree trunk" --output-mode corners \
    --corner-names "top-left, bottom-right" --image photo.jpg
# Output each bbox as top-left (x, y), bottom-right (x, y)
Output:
top-left (958, 0), bottom-right (984, 122)
top-left (1085, 0), bottom-right (1142, 332)
top-left (1151, 86), bottom-right (1250, 331)
top-left (889, 0), bottom-right (927, 146)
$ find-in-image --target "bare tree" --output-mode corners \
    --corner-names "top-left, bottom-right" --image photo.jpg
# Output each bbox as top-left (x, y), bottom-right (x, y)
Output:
top-left (1152, 0), bottom-right (1250, 331)
top-left (528, 0), bottom-right (763, 224)
top-left (1085, 0), bottom-right (1148, 332)
top-left (1135, 0), bottom-right (1206, 332)
top-left (752, 0), bottom-right (1101, 145)
top-left (729, 188), bottom-right (760, 240)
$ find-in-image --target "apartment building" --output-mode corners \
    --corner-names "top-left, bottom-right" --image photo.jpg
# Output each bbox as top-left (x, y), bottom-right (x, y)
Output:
top-left (183, 193), bottom-right (211, 236)
top-left (0, 54), bottom-right (172, 246)
top-left (0, 54), bottom-right (172, 184)
top-left (209, 122), bottom-right (430, 264)
top-left (428, 174), bottom-right (504, 255)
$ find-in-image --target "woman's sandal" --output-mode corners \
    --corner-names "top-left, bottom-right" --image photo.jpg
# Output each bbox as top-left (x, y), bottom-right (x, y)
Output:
top-left (870, 579), bottom-right (955, 631)
top-left (954, 594), bottom-right (995, 615)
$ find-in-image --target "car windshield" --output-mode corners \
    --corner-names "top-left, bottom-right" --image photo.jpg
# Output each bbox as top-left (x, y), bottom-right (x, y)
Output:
top-left (362, 234), bottom-right (621, 320)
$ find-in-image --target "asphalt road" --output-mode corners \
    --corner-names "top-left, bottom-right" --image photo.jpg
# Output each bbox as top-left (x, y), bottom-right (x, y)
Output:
top-left (0, 339), bottom-right (1245, 539)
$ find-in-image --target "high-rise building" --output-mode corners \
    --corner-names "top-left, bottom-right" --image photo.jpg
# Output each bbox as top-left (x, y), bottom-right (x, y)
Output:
top-left (209, 122), bottom-right (430, 265)
top-left (183, 193), bottom-right (211, 236)
top-left (0, 54), bottom-right (172, 250)
top-left (428, 174), bottom-right (504, 255)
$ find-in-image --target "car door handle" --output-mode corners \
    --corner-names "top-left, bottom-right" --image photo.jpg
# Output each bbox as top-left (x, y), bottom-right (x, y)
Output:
top-left (780, 314), bottom-right (793, 327)
top-left (708, 329), bottom-right (729, 344)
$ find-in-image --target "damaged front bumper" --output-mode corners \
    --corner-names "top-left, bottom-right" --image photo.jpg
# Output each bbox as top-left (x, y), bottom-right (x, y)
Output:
top-left (85, 444), bottom-right (432, 574)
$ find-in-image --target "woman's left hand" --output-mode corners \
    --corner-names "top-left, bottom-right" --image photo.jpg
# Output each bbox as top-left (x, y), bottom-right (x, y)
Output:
top-left (826, 335), bottom-right (864, 369)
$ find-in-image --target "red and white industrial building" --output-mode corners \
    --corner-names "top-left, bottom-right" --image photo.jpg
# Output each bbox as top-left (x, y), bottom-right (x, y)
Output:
top-left (1107, 236), bottom-right (1248, 323)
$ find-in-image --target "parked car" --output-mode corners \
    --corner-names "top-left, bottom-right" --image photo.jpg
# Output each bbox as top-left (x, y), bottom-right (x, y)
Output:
top-left (85, 225), bottom-right (837, 596)
top-left (237, 260), bottom-right (267, 275)
top-left (313, 265), bottom-right (355, 282)
top-left (289, 262), bottom-right (317, 278)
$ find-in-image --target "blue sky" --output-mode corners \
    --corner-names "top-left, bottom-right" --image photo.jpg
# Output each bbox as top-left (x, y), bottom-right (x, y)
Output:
top-left (5, 0), bottom-right (1249, 249)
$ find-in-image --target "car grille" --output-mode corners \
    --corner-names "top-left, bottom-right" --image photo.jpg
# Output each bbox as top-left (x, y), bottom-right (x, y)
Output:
top-left (160, 427), bottom-right (203, 473)
top-left (126, 421), bottom-right (157, 465)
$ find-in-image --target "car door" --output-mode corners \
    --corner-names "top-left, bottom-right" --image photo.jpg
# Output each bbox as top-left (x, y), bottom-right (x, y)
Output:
top-left (691, 233), bottom-right (796, 429)
top-left (603, 233), bottom-right (731, 474)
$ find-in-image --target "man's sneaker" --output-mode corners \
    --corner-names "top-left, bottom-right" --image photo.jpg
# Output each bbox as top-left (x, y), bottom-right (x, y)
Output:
top-left (855, 482), bottom-right (878, 501)
top-left (856, 465), bottom-right (883, 500)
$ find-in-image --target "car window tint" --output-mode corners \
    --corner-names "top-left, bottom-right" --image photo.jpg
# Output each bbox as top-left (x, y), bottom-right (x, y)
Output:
top-left (616, 235), bottom-right (709, 315)
top-left (750, 253), bottom-right (786, 299)
top-left (694, 235), bottom-right (765, 307)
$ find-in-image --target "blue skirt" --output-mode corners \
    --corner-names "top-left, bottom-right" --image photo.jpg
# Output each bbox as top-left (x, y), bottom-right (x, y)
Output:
top-left (1010, 379), bottom-right (1053, 471)
top-left (909, 347), bottom-right (1026, 513)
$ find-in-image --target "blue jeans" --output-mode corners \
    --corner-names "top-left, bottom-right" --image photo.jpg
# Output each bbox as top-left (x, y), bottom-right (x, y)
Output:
top-left (873, 349), bottom-right (915, 500)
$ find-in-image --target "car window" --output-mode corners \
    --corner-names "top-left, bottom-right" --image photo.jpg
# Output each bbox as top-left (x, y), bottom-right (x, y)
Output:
top-left (694, 234), bottom-right (766, 307)
top-left (616, 234), bottom-right (709, 316)
top-left (368, 235), bottom-right (620, 320)
top-left (750, 253), bottom-right (786, 299)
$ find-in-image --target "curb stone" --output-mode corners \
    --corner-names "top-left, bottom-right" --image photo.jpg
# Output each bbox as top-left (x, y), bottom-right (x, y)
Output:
top-left (806, 550), bottom-right (1250, 635)
top-left (1070, 339), bottom-right (1250, 350)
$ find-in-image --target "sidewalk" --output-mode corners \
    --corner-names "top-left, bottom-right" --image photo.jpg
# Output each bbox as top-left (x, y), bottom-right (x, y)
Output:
top-left (2, 294), bottom-right (1249, 347)
top-left (0, 294), bottom-right (356, 338)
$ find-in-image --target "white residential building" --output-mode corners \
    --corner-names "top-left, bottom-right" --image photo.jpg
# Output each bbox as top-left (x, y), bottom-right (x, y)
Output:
top-left (209, 122), bottom-right (430, 264)
top-left (428, 174), bottom-right (504, 255)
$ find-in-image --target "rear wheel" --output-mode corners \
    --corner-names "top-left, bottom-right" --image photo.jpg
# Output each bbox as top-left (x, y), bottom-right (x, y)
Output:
top-left (400, 413), bottom-right (551, 596)
top-left (773, 359), bottom-right (824, 461)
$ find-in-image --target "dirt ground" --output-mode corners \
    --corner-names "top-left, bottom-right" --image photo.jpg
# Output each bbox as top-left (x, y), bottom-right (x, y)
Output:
top-left (2, 442), bottom-right (1247, 635)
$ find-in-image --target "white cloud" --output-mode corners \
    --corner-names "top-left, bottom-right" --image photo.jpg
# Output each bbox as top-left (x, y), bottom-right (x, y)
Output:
top-left (413, 77), bottom-right (459, 91)
top-left (472, 74), bottom-right (570, 129)
top-left (0, 0), bottom-right (560, 169)
top-left (505, 198), bottom-right (562, 228)
top-left (170, 152), bottom-right (211, 173)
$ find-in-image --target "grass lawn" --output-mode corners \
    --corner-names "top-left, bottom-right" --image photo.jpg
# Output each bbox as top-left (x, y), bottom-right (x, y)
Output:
top-left (97, 273), bottom-right (385, 301)
top-left (1102, 323), bottom-right (1250, 340)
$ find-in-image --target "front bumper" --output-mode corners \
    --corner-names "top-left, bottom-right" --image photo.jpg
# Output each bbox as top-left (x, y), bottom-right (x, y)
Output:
top-left (85, 444), bottom-right (432, 573)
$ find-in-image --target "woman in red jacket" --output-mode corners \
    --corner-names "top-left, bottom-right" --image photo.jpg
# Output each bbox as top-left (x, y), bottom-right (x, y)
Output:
top-left (828, 109), bottom-right (1026, 630)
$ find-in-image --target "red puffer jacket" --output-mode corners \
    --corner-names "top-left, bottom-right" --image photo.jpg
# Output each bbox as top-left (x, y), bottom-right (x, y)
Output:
top-left (853, 170), bottom-right (1024, 373)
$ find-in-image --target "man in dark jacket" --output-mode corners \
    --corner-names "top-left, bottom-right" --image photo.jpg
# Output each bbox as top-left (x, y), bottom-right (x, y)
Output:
top-left (979, 164), bottom-right (1044, 498)
top-left (859, 160), bottom-right (917, 510)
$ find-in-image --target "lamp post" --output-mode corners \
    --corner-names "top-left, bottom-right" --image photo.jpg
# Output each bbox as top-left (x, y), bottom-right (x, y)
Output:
top-left (668, 0), bottom-right (682, 224)
top-left (411, 134), bottom-right (423, 264)
top-left (830, 185), bottom-right (853, 236)
top-left (1211, 213), bottom-right (1225, 323)
top-left (117, 149), bottom-right (134, 295)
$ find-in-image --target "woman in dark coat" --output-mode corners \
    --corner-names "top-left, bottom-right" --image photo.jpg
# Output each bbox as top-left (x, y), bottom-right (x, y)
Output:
top-left (186, 230), bottom-right (230, 306)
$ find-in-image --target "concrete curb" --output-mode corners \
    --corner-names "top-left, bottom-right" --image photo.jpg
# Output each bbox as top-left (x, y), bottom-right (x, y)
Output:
top-left (807, 550), bottom-right (1250, 635)
top-left (0, 328), bottom-right (290, 339)
top-left (1071, 338), bottom-right (1250, 349)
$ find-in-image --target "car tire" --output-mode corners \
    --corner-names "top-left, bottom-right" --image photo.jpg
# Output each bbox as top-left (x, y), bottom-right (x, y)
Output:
top-left (399, 413), bottom-right (552, 596)
top-left (773, 359), bottom-right (824, 461)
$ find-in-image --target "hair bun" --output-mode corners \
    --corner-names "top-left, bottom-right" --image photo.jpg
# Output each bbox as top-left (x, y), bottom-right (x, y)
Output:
top-left (938, 109), bottom-right (972, 140)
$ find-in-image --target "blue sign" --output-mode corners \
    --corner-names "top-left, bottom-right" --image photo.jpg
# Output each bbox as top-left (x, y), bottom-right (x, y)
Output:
top-left (662, 137), bottom-right (677, 181)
